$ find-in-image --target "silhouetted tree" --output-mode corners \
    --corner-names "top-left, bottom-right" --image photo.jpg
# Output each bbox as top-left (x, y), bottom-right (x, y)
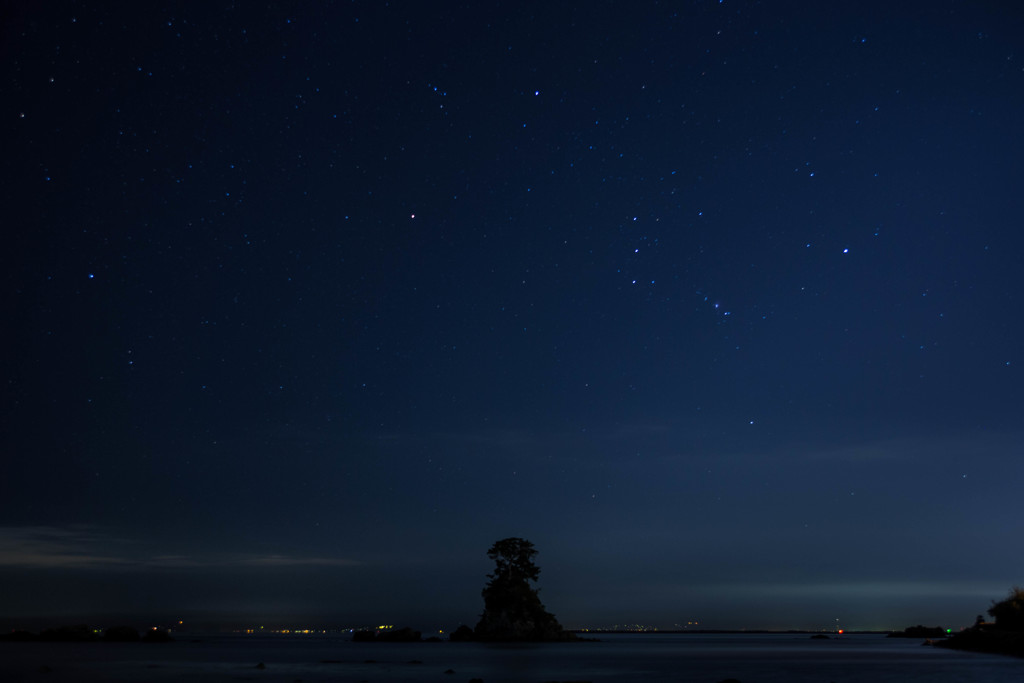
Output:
top-left (487, 537), bottom-right (541, 584)
top-left (988, 586), bottom-right (1024, 631)
top-left (474, 537), bottom-right (575, 641)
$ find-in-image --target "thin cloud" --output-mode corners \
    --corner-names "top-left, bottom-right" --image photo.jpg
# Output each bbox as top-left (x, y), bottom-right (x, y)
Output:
top-left (0, 526), bottom-right (362, 570)
top-left (232, 555), bottom-right (361, 568)
top-left (0, 525), bottom-right (132, 568)
top-left (725, 580), bottom-right (1007, 599)
top-left (800, 431), bottom-right (1023, 464)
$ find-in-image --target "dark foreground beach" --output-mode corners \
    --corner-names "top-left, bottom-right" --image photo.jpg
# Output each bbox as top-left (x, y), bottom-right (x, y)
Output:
top-left (2, 633), bottom-right (1022, 683)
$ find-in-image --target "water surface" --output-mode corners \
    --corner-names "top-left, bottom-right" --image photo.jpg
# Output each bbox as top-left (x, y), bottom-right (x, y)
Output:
top-left (2, 632), bottom-right (1020, 682)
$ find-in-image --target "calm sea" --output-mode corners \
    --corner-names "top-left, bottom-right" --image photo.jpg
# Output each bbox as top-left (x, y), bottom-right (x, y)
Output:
top-left (2, 632), bottom-right (1021, 682)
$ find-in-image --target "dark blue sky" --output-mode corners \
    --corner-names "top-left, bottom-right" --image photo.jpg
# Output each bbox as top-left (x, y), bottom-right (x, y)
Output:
top-left (3, 1), bottom-right (1023, 632)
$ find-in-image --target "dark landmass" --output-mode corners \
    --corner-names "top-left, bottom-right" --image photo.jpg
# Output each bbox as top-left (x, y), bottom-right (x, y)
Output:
top-left (936, 628), bottom-right (1024, 658)
top-left (351, 627), bottom-right (423, 642)
top-left (933, 587), bottom-right (1024, 658)
top-left (887, 625), bottom-right (948, 638)
top-left (448, 624), bottom-right (476, 641)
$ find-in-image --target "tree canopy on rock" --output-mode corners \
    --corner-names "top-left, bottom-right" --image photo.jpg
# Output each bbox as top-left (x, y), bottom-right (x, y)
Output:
top-left (474, 537), bottom-right (575, 642)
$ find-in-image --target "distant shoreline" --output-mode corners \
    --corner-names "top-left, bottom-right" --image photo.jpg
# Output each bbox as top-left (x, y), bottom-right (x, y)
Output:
top-left (571, 629), bottom-right (891, 635)
top-left (2, 626), bottom-right (899, 640)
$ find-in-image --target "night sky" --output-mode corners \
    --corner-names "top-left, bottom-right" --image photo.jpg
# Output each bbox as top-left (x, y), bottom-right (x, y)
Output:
top-left (3, 1), bottom-right (1023, 632)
